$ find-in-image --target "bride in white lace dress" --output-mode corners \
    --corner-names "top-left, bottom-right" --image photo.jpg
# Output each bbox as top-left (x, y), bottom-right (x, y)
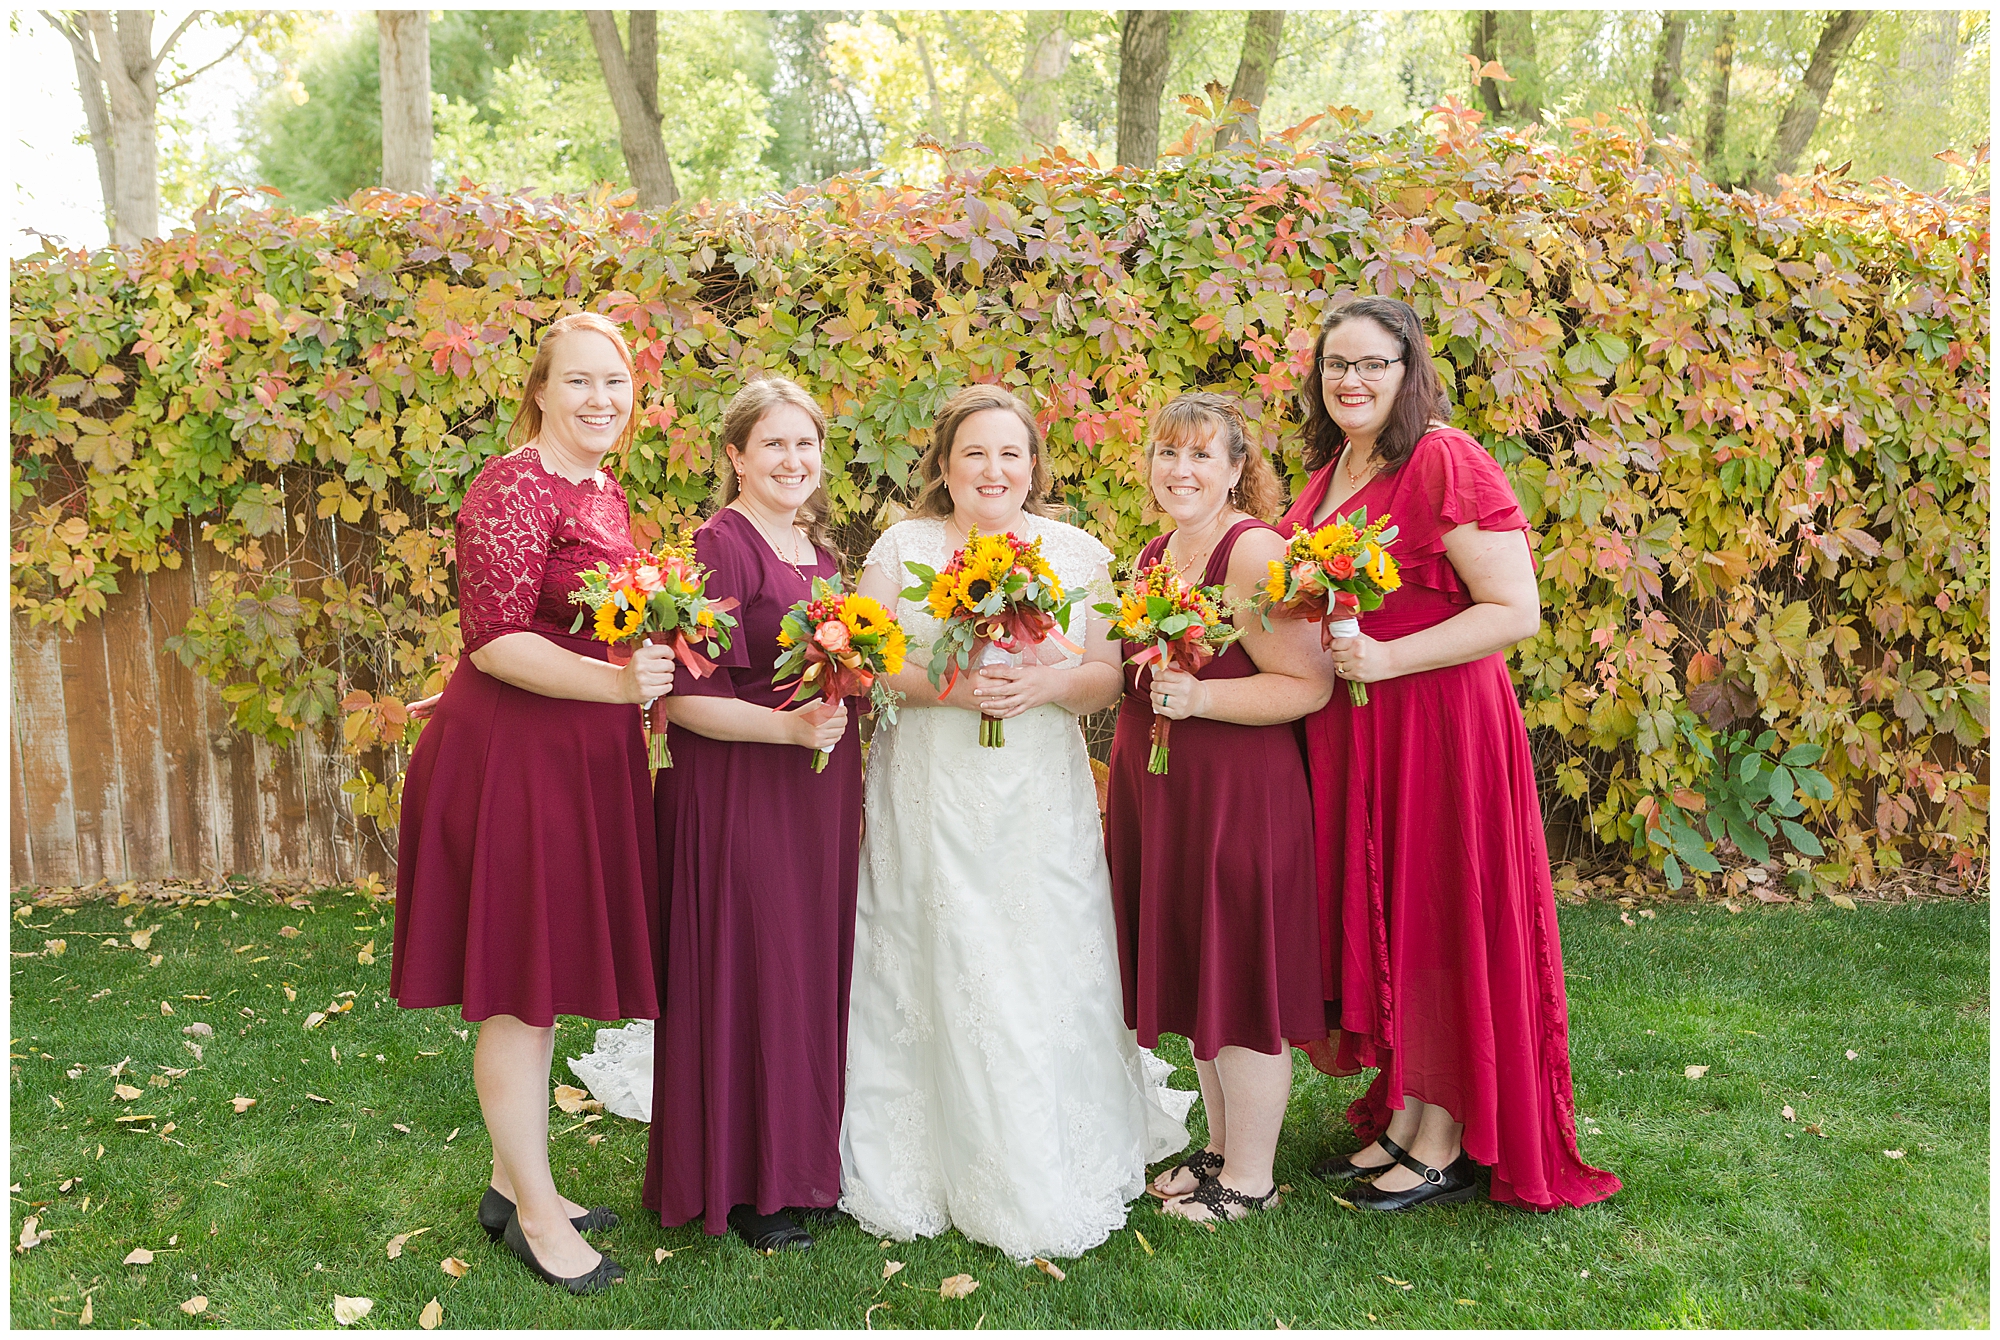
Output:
top-left (838, 385), bottom-right (1189, 1262)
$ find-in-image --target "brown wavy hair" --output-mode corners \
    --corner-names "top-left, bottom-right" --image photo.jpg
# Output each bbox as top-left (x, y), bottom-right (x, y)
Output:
top-left (909, 384), bottom-right (1057, 520)
top-left (715, 375), bottom-right (835, 553)
top-left (509, 311), bottom-right (640, 456)
top-left (1299, 296), bottom-right (1451, 473)
top-left (1148, 392), bottom-right (1284, 522)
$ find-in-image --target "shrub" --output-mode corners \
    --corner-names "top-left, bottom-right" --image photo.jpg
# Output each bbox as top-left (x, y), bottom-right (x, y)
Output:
top-left (9, 98), bottom-right (1988, 888)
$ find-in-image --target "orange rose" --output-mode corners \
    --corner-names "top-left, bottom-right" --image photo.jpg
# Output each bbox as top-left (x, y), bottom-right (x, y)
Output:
top-left (816, 619), bottom-right (851, 652)
top-left (1324, 553), bottom-right (1356, 579)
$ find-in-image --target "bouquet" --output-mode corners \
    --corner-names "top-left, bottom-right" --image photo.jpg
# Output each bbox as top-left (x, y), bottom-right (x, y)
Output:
top-left (1258, 507), bottom-right (1401, 705)
top-left (901, 528), bottom-right (1079, 747)
top-left (569, 542), bottom-right (739, 767)
top-left (773, 575), bottom-right (909, 772)
top-left (1093, 553), bottom-right (1246, 774)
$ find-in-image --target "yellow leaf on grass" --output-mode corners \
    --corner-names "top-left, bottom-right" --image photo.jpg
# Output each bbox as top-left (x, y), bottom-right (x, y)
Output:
top-left (180, 1296), bottom-right (208, 1315)
top-left (303, 1012), bottom-right (327, 1030)
top-left (1684, 1065), bottom-right (1709, 1079)
top-left (113, 1084), bottom-right (142, 1102)
top-left (938, 1273), bottom-right (979, 1299)
top-left (129, 928), bottom-right (157, 950)
top-left (44, 939), bottom-right (66, 957)
top-left (278, 925), bottom-right (302, 939)
top-left (1133, 1230), bottom-right (1154, 1256)
top-left (231, 1096), bottom-right (256, 1113)
top-left (123, 1246), bottom-right (154, 1265)
top-left (440, 1256), bottom-right (470, 1278)
top-left (385, 1227), bottom-right (429, 1259)
top-left (79, 1297), bottom-right (92, 1325)
top-left (1828, 894), bottom-right (1857, 910)
top-left (306, 1093), bottom-right (331, 1104)
top-left (553, 1085), bottom-right (592, 1115)
top-left (332, 1295), bottom-right (373, 1326)
top-left (655, 1247), bottom-right (674, 1263)
top-left (418, 1297), bottom-right (442, 1330)
top-left (1032, 1257), bottom-right (1066, 1281)
top-left (882, 1260), bottom-right (905, 1280)
top-left (358, 941), bottom-right (376, 966)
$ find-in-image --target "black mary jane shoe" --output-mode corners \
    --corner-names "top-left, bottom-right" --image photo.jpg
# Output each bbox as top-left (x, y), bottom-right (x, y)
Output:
top-left (1310, 1135), bottom-right (1410, 1184)
top-left (502, 1211), bottom-right (625, 1294)
top-left (479, 1186), bottom-right (620, 1242)
top-left (1147, 1147), bottom-right (1226, 1199)
top-left (728, 1205), bottom-right (815, 1253)
top-left (1350, 1149), bottom-right (1480, 1213)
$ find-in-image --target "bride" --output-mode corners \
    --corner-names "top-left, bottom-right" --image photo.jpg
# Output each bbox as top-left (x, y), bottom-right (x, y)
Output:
top-left (839, 384), bottom-right (1189, 1262)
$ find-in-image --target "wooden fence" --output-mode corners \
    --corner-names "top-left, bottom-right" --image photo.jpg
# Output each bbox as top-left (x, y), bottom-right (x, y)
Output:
top-left (9, 550), bottom-right (393, 890)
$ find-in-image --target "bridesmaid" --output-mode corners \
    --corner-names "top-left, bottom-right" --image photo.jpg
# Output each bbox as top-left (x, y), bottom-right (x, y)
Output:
top-left (391, 312), bottom-right (675, 1292)
top-left (1105, 393), bottom-right (1334, 1224)
top-left (642, 375), bottom-right (858, 1251)
top-left (1285, 295), bottom-right (1621, 1211)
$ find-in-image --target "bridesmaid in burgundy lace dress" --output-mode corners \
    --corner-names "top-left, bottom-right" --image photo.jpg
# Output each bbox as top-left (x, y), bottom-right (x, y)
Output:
top-left (1104, 394), bottom-right (1333, 1225)
top-left (1286, 296), bottom-right (1620, 1212)
top-left (642, 377), bottom-right (858, 1252)
top-left (392, 313), bottom-right (675, 1292)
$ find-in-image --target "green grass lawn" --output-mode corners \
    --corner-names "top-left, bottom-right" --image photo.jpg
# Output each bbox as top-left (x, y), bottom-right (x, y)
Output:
top-left (8, 887), bottom-right (1988, 1329)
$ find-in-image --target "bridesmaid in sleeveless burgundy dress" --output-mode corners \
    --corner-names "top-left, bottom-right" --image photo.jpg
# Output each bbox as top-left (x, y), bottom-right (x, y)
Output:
top-left (1287, 297), bottom-right (1620, 1212)
top-left (642, 378), bottom-right (860, 1253)
top-left (1105, 394), bottom-right (1335, 1225)
top-left (392, 314), bottom-right (675, 1291)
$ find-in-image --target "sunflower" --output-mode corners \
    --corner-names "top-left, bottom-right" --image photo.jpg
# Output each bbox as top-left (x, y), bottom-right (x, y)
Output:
top-left (1262, 562), bottom-right (1290, 604)
top-left (1366, 544), bottom-right (1401, 591)
top-left (839, 594), bottom-right (895, 637)
top-left (927, 571), bottom-right (961, 620)
top-left (1305, 523), bottom-right (1358, 562)
top-left (1116, 593), bottom-right (1149, 634)
top-left (594, 599), bottom-right (646, 642)
top-left (880, 626), bottom-right (908, 675)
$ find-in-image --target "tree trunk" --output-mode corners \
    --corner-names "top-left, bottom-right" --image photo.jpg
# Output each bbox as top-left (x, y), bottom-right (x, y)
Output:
top-left (1650, 12), bottom-right (1688, 122)
top-left (1116, 9), bottom-right (1175, 169)
top-left (1468, 11), bottom-right (1505, 120)
top-left (88, 11), bottom-right (162, 245)
top-left (1217, 10), bottom-right (1284, 148)
top-left (52, 16), bottom-right (118, 233)
top-left (377, 10), bottom-right (432, 193)
top-left (585, 10), bottom-right (680, 208)
top-left (1755, 10), bottom-right (1872, 190)
top-left (1701, 12), bottom-right (1736, 180)
top-left (1016, 12), bottom-right (1072, 148)
top-left (1494, 11), bottom-right (1544, 125)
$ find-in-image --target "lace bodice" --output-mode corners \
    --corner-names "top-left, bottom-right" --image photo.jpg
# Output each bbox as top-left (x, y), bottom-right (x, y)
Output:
top-left (455, 448), bottom-right (640, 654)
top-left (863, 514), bottom-right (1117, 670)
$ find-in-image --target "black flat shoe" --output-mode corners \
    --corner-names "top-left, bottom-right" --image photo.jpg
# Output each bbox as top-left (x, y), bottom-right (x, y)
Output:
top-left (1351, 1150), bottom-right (1480, 1212)
top-left (728, 1205), bottom-right (814, 1252)
top-left (1311, 1135), bottom-right (1410, 1183)
top-left (502, 1211), bottom-right (625, 1294)
top-left (789, 1204), bottom-right (847, 1227)
top-left (479, 1186), bottom-right (620, 1241)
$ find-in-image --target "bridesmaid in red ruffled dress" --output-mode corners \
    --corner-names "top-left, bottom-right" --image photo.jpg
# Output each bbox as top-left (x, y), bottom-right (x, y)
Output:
top-left (1286, 296), bottom-right (1621, 1212)
top-left (642, 377), bottom-right (857, 1253)
top-left (392, 312), bottom-right (676, 1290)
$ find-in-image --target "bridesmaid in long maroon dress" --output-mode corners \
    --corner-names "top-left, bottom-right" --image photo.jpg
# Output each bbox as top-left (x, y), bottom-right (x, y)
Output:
top-left (1105, 393), bottom-right (1334, 1224)
top-left (392, 313), bottom-right (676, 1292)
top-left (642, 377), bottom-right (860, 1251)
top-left (1285, 295), bottom-right (1620, 1212)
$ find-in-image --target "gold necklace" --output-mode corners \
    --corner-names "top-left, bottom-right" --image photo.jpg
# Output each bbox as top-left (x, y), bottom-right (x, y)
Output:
top-left (1343, 444), bottom-right (1383, 490)
top-left (736, 504), bottom-right (811, 584)
top-left (1168, 512), bottom-right (1236, 581)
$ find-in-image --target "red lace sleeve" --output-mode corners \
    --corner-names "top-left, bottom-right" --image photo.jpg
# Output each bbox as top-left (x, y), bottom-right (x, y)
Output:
top-left (457, 454), bottom-right (563, 655)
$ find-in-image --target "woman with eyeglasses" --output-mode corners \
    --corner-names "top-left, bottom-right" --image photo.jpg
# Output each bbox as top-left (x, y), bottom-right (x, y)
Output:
top-left (1283, 295), bottom-right (1620, 1213)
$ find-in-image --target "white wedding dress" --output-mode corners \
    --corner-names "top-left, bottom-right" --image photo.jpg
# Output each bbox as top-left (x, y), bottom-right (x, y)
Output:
top-left (837, 515), bottom-right (1191, 1263)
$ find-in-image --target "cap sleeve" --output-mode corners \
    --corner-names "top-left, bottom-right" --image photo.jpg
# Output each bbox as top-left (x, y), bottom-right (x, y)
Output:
top-left (863, 523), bottom-right (902, 582)
top-left (457, 457), bottom-right (560, 656)
top-left (675, 512), bottom-right (757, 699)
top-left (1391, 429), bottom-right (1528, 564)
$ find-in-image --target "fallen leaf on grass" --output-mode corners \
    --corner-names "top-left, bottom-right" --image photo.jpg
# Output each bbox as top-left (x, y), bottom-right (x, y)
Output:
top-left (129, 927), bottom-right (158, 951)
top-left (160, 1066), bottom-right (189, 1078)
top-left (1133, 1230), bottom-right (1153, 1256)
top-left (1032, 1257), bottom-right (1066, 1281)
top-left (1805, 1123), bottom-right (1826, 1137)
top-left (124, 1247), bottom-right (154, 1265)
top-left (66, 1066), bottom-right (85, 1079)
top-left (179, 1296), bottom-right (208, 1315)
top-left (1724, 901), bottom-right (1743, 914)
top-left (418, 1298), bottom-right (442, 1330)
top-left (231, 1096), bottom-right (256, 1114)
top-left (1684, 1065), bottom-right (1709, 1079)
top-left (17, 1215), bottom-right (49, 1252)
top-left (1456, 1299), bottom-right (1477, 1305)
top-left (1379, 1276), bottom-right (1413, 1290)
top-left (654, 1248), bottom-right (674, 1263)
top-left (1618, 912), bottom-right (1634, 926)
top-left (445, 1128), bottom-right (459, 1142)
top-left (148, 954), bottom-right (163, 968)
top-left (392, 1123), bottom-right (411, 1134)
top-left (1275, 1318), bottom-right (1292, 1329)
top-left (89, 988), bottom-right (111, 1002)
top-left (1828, 894), bottom-right (1857, 910)
top-left (303, 1013), bottom-right (327, 1030)
top-left (385, 1228), bottom-right (430, 1259)
top-left (1331, 1194), bottom-right (1358, 1210)
top-left (113, 1114), bottom-right (157, 1124)
top-left (882, 1260), bottom-right (906, 1280)
top-left (160, 1001), bottom-right (175, 1016)
top-left (79, 1297), bottom-right (91, 1325)
top-left (306, 1094), bottom-right (331, 1104)
top-left (182, 1023), bottom-right (213, 1038)
top-left (59, 1178), bottom-right (75, 1193)
top-left (148, 1074), bottom-right (170, 1088)
top-left (440, 1256), bottom-right (470, 1278)
top-left (278, 926), bottom-right (302, 939)
top-left (1883, 1150), bottom-right (1905, 1159)
top-left (357, 941), bottom-right (376, 966)
top-left (113, 1084), bottom-right (142, 1102)
top-left (1845, 1049), bottom-right (1858, 1061)
top-left (332, 1295), bottom-right (373, 1326)
top-left (44, 939), bottom-right (66, 957)
top-left (1637, 909), bottom-right (1656, 920)
top-left (938, 1274), bottom-right (979, 1299)
top-left (183, 1041), bottom-right (204, 1062)
top-left (552, 1085), bottom-right (602, 1115)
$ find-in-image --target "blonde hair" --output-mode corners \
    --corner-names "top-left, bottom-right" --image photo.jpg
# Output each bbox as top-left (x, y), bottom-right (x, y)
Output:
top-left (1149, 392), bottom-right (1284, 522)
top-left (508, 312), bottom-right (639, 456)
top-left (909, 384), bottom-right (1056, 520)
top-left (715, 376), bottom-right (835, 553)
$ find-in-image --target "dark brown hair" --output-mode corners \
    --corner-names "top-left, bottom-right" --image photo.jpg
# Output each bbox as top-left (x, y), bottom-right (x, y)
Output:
top-left (509, 312), bottom-right (639, 456)
top-left (1149, 392), bottom-right (1284, 521)
top-left (715, 375), bottom-right (835, 552)
top-left (909, 384), bottom-right (1056, 520)
top-left (1299, 296), bottom-right (1451, 473)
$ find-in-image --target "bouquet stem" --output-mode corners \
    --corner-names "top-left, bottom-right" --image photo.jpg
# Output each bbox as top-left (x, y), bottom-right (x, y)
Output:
top-left (647, 698), bottom-right (673, 770)
top-left (811, 747), bottom-right (831, 773)
top-left (980, 713), bottom-right (1005, 748)
top-left (1147, 716), bottom-right (1171, 775)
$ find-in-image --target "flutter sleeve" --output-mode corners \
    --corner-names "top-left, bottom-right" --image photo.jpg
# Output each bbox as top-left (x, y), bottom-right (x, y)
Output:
top-left (457, 459), bottom-right (561, 655)
top-left (674, 513), bottom-right (756, 700)
top-left (1388, 429), bottom-right (1530, 587)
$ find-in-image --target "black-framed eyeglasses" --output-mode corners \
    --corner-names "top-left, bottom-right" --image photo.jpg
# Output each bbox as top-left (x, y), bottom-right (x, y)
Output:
top-left (1319, 356), bottom-right (1403, 381)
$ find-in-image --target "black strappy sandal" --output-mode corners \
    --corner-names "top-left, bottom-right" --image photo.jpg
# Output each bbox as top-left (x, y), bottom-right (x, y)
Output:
top-left (1165, 1178), bottom-right (1280, 1223)
top-left (479, 1186), bottom-right (620, 1241)
top-left (1147, 1148), bottom-right (1225, 1199)
top-left (1310, 1135), bottom-right (1410, 1184)
top-left (1350, 1148), bottom-right (1479, 1212)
